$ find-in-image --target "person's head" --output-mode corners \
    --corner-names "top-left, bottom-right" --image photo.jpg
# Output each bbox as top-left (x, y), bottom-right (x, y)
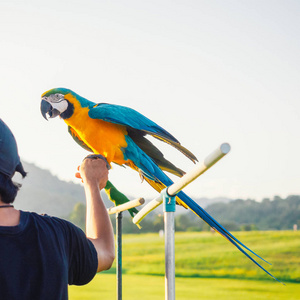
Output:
top-left (0, 119), bottom-right (26, 204)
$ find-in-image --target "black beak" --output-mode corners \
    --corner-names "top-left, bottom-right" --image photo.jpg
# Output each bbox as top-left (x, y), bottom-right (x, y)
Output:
top-left (40, 100), bottom-right (60, 120)
top-left (41, 100), bottom-right (51, 120)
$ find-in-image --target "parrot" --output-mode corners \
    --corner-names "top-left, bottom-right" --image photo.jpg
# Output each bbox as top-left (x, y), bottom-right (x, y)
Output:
top-left (104, 180), bottom-right (139, 218)
top-left (40, 87), bottom-right (279, 282)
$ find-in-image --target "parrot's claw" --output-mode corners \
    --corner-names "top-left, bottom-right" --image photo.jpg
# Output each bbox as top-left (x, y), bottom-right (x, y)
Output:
top-left (83, 154), bottom-right (111, 170)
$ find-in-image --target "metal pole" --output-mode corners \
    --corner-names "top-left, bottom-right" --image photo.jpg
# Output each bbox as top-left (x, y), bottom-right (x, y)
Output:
top-left (163, 190), bottom-right (176, 300)
top-left (108, 199), bottom-right (145, 300)
top-left (116, 212), bottom-right (123, 300)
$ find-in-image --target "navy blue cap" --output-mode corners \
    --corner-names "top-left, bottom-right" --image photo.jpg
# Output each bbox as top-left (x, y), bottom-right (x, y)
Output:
top-left (0, 119), bottom-right (26, 178)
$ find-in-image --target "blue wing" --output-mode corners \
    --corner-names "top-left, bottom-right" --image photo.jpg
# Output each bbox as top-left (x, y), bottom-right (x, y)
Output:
top-left (89, 103), bottom-right (179, 143)
top-left (88, 103), bottom-right (198, 163)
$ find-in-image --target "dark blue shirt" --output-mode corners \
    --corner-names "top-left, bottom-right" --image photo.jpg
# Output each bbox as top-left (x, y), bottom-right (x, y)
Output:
top-left (0, 211), bottom-right (98, 300)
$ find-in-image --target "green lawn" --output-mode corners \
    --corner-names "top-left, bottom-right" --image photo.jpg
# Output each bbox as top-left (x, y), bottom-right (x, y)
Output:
top-left (70, 274), bottom-right (300, 300)
top-left (69, 230), bottom-right (300, 299)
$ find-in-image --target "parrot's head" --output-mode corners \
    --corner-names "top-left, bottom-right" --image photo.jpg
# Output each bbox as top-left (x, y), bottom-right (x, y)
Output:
top-left (41, 88), bottom-right (96, 121)
top-left (40, 88), bottom-right (73, 120)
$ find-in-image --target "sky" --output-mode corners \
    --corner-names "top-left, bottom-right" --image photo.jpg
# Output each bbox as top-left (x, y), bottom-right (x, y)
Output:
top-left (0, 0), bottom-right (299, 201)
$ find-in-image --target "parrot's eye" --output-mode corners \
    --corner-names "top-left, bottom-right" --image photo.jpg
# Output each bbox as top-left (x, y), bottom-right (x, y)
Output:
top-left (51, 93), bottom-right (65, 103)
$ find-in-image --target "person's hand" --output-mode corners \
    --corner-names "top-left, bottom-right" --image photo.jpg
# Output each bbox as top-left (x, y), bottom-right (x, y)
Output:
top-left (75, 157), bottom-right (109, 190)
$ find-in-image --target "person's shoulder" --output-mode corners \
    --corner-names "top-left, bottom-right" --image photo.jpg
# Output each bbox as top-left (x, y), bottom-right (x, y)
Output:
top-left (22, 210), bottom-right (81, 233)
top-left (23, 210), bottom-right (64, 222)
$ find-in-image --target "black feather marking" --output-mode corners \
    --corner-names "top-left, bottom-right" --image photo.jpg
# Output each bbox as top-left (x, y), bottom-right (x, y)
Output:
top-left (128, 128), bottom-right (185, 177)
top-left (152, 134), bottom-right (198, 163)
top-left (61, 101), bottom-right (74, 120)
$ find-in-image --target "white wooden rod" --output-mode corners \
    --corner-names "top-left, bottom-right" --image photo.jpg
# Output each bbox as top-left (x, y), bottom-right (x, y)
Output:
top-left (132, 143), bottom-right (230, 225)
top-left (132, 195), bottom-right (163, 223)
top-left (108, 197), bottom-right (145, 215)
top-left (167, 143), bottom-right (230, 196)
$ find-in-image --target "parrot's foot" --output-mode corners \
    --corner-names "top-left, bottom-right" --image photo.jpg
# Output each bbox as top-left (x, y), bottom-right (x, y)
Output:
top-left (83, 154), bottom-right (111, 170)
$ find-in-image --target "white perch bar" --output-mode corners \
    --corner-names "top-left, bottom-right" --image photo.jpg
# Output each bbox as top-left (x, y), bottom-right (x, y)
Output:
top-left (108, 197), bottom-right (145, 215)
top-left (132, 194), bottom-right (163, 222)
top-left (167, 143), bottom-right (230, 196)
top-left (133, 143), bottom-right (231, 225)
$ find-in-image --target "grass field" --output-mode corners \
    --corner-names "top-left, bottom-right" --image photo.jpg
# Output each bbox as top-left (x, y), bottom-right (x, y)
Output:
top-left (69, 230), bottom-right (300, 299)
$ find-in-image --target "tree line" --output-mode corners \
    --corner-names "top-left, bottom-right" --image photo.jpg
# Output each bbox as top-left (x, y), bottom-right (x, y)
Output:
top-left (67, 195), bottom-right (300, 233)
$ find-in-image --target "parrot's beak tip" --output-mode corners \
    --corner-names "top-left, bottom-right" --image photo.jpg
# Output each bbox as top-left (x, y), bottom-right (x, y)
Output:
top-left (40, 99), bottom-right (52, 121)
top-left (41, 111), bottom-right (49, 121)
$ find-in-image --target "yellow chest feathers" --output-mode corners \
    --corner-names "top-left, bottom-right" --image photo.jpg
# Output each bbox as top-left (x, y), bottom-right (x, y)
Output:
top-left (63, 101), bottom-right (128, 164)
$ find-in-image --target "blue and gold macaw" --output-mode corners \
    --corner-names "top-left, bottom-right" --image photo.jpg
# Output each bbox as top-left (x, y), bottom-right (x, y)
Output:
top-left (40, 87), bottom-right (278, 282)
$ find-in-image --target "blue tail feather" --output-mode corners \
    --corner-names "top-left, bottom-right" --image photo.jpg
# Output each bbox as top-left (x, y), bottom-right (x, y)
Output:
top-left (176, 191), bottom-right (282, 282)
top-left (178, 191), bottom-right (271, 264)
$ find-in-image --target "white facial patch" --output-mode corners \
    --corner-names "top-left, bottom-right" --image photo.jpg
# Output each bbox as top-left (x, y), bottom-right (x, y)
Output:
top-left (45, 93), bottom-right (68, 114)
top-left (51, 100), bottom-right (68, 113)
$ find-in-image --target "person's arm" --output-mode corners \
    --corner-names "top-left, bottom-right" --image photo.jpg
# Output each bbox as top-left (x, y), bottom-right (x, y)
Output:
top-left (76, 157), bottom-right (115, 272)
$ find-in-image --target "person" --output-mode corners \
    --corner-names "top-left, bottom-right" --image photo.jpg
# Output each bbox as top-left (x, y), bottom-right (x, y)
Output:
top-left (0, 119), bottom-right (115, 300)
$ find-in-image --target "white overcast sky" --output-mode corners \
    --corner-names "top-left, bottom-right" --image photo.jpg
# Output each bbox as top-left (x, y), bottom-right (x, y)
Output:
top-left (1, 0), bottom-right (299, 201)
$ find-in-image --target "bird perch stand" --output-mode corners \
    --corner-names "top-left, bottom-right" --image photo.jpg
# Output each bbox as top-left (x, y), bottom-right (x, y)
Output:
top-left (108, 197), bottom-right (145, 300)
top-left (133, 143), bottom-right (231, 300)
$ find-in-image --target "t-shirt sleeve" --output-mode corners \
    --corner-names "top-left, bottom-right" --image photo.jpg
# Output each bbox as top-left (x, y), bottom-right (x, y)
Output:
top-left (63, 221), bottom-right (98, 285)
